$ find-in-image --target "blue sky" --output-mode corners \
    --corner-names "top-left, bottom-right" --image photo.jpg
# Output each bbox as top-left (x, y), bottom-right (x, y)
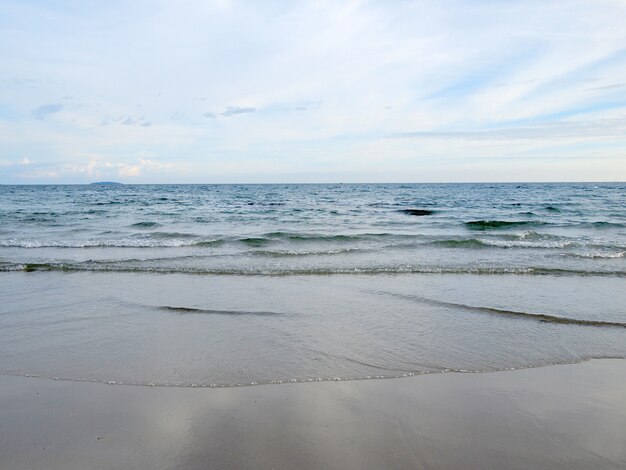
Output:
top-left (1, 0), bottom-right (625, 183)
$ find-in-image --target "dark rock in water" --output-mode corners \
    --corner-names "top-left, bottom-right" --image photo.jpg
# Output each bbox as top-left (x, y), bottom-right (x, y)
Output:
top-left (399, 209), bottom-right (434, 216)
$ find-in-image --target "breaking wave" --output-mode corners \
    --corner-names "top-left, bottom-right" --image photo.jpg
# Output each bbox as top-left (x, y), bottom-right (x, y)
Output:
top-left (3, 261), bottom-right (624, 277)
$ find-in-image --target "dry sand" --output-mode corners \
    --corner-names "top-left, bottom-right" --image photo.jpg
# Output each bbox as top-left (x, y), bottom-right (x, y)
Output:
top-left (1, 359), bottom-right (625, 469)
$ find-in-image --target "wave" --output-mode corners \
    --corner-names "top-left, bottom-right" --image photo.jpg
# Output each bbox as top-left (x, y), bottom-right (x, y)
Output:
top-left (1, 232), bottom-right (622, 255)
top-left (0, 237), bottom-right (221, 248)
top-left (379, 292), bottom-right (626, 329)
top-left (431, 239), bottom-right (488, 248)
top-left (237, 232), bottom-right (401, 246)
top-left (465, 220), bottom-right (544, 229)
top-left (430, 232), bottom-right (581, 249)
top-left (398, 209), bottom-right (435, 216)
top-left (478, 239), bottom-right (576, 249)
top-left (149, 232), bottom-right (199, 239)
top-left (429, 238), bottom-right (574, 249)
top-left (262, 232), bottom-right (395, 242)
top-left (194, 240), bottom-right (225, 247)
top-left (239, 237), bottom-right (271, 247)
top-left (250, 248), bottom-right (366, 257)
top-left (3, 261), bottom-right (624, 277)
top-left (431, 238), bottom-right (576, 249)
top-left (232, 232), bottom-right (588, 251)
top-left (586, 221), bottom-right (626, 228)
top-left (159, 306), bottom-right (285, 316)
top-left (130, 221), bottom-right (162, 228)
top-left (0, 233), bottom-right (386, 248)
top-left (563, 251), bottom-right (625, 259)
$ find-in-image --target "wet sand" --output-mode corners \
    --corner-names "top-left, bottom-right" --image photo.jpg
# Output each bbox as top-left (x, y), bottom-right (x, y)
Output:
top-left (1, 359), bottom-right (625, 470)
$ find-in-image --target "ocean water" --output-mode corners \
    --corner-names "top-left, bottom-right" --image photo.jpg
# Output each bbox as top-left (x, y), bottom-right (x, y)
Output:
top-left (0, 183), bottom-right (625, 386)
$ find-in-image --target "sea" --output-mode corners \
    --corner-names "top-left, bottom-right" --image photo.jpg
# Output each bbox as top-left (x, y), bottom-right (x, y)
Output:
top-left (0, 182), bottom-right (625, 387)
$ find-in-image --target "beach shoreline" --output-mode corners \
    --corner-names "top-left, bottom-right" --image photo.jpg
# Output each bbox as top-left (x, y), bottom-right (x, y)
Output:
top-left (2, 359), bottom-right (625, 469)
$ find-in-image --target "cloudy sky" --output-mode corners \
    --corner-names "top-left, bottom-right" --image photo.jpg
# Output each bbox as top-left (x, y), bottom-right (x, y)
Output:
top-left (1, 0), bottom-right (625, 183)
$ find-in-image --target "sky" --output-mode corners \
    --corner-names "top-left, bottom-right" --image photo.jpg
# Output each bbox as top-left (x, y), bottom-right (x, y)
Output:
top-left (1, 0), bottom-right (625, 184)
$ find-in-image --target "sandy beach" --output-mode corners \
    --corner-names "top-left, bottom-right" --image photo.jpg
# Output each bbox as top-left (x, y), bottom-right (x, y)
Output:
top-left (1, 359), bottom-right (625, 469)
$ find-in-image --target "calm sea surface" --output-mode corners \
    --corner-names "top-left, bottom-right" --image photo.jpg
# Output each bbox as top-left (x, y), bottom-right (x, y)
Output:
top-left (0, 183), bottom-right (625, 386)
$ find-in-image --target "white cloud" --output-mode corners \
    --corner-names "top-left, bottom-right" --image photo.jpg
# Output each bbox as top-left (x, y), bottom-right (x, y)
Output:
top-left (1, 0), bottom-right (625, 182)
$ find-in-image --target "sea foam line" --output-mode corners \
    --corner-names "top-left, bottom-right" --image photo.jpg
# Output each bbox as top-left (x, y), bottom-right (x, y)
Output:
top-left (377, 291), bottom-right (626, 329)
top-left (158, 306), bottom-right (286, 316)
top-left (2, 356), bottom-right (623, 389)
top-left (2, 262), bottom-right (625, 277)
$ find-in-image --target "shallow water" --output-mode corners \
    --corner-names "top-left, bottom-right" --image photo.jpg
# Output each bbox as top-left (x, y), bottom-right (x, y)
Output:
top-left (0, 183), bottom-right (624, 386)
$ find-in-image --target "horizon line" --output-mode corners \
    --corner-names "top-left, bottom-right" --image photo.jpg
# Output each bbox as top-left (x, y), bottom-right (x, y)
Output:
top-left (1, 181), bottom-right (624, 186)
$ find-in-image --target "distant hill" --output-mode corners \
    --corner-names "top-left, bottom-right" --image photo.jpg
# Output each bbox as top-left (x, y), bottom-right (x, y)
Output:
top-left (90, 181), bottom-right (123, 185)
